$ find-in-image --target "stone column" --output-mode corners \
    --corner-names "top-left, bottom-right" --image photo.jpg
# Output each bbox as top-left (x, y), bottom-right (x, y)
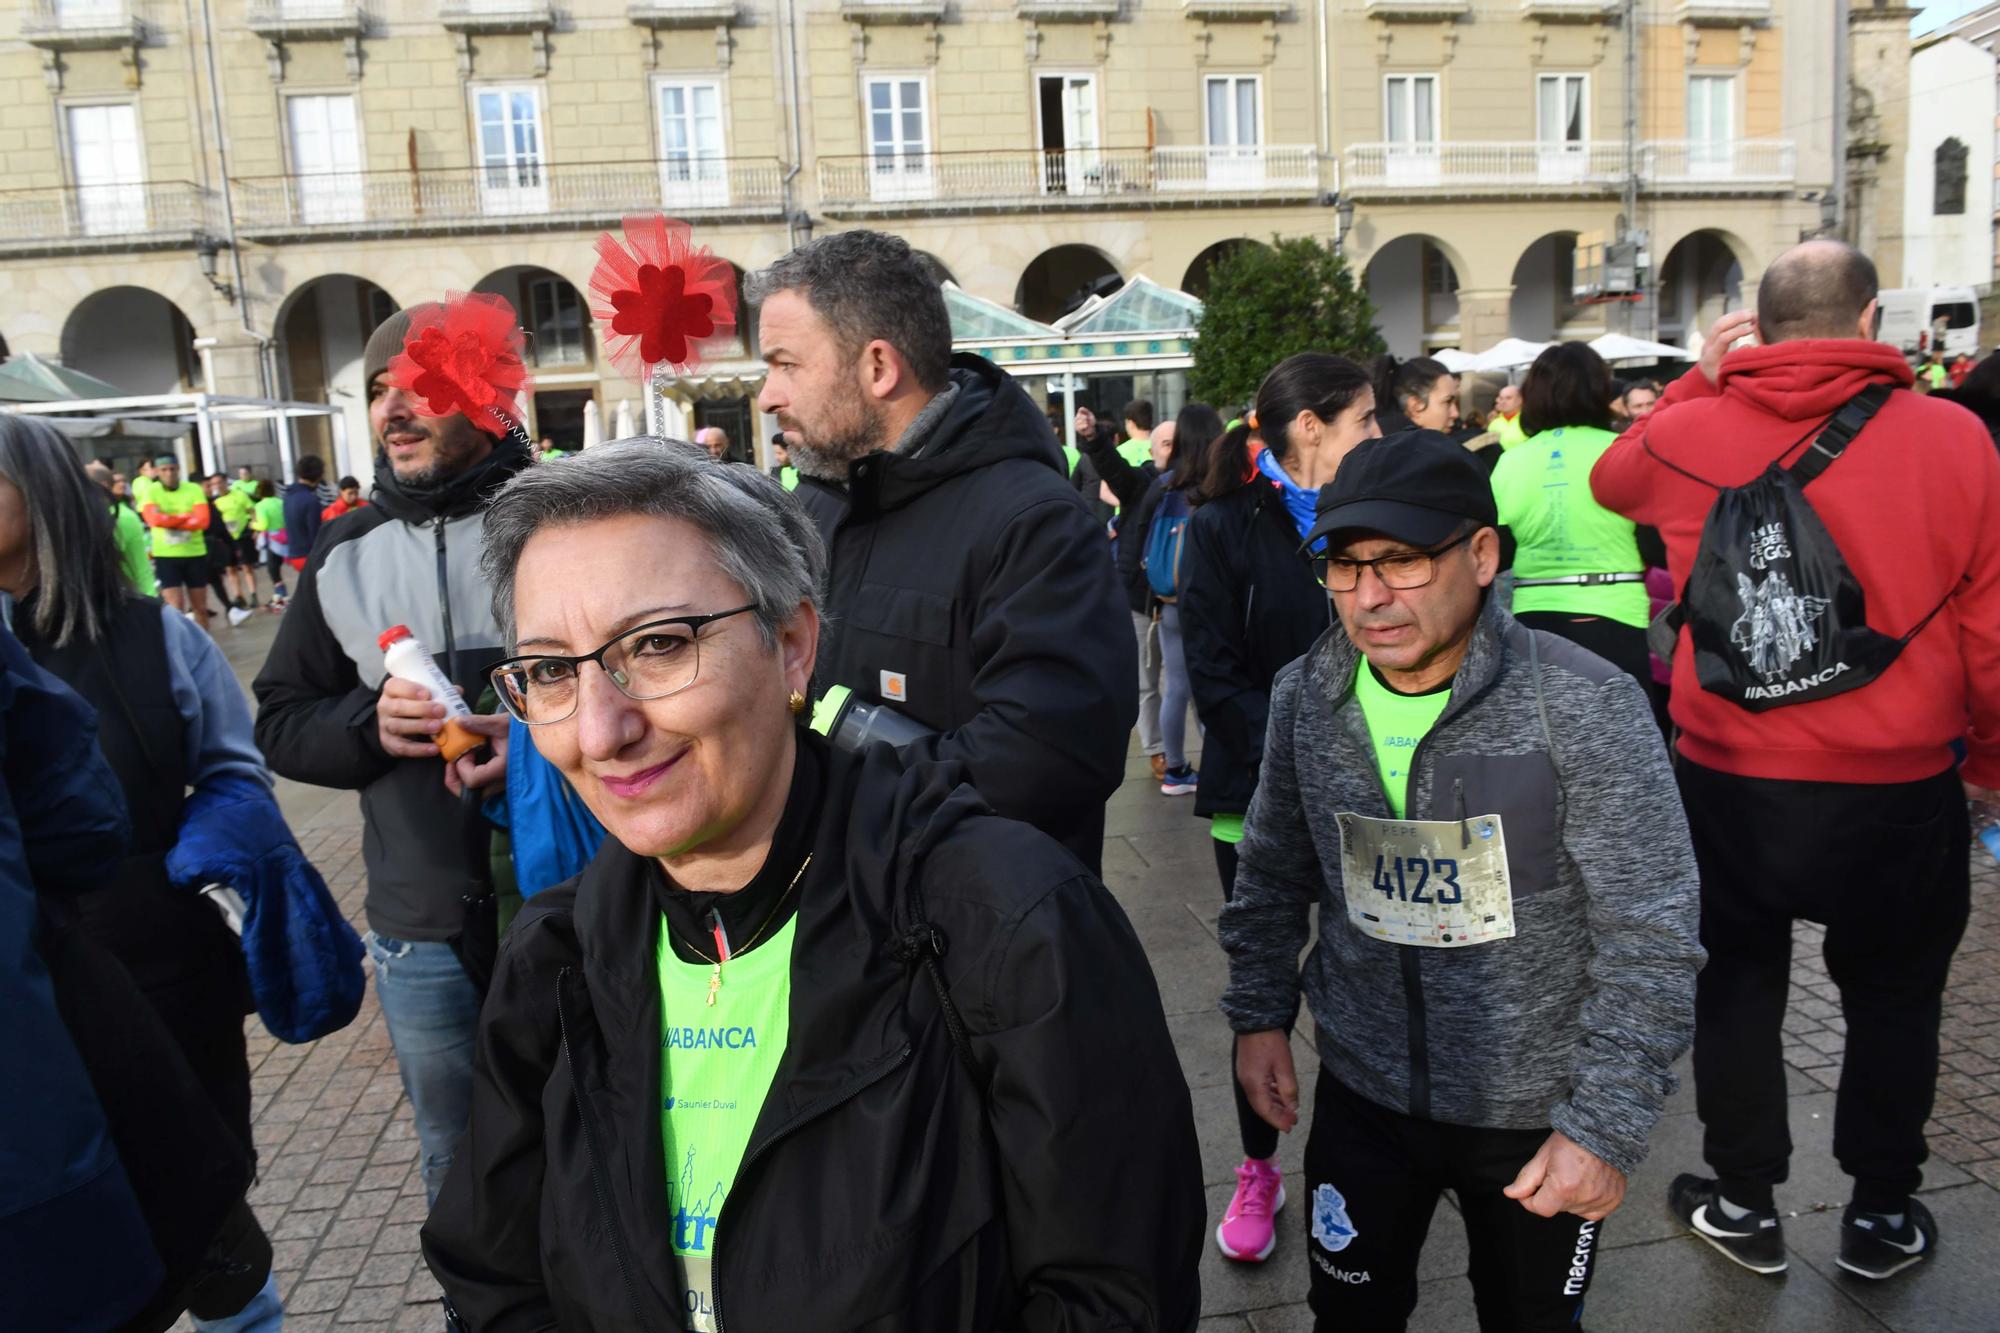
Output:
top-left (1846, 3), bottom-right (1919, 286)
top-left (1454, 288), bottom-right (1516, 352)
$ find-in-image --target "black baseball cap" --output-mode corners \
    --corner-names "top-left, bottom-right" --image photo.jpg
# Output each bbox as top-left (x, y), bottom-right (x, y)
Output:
top-left (1303, 429), bottom-right (1498, 551)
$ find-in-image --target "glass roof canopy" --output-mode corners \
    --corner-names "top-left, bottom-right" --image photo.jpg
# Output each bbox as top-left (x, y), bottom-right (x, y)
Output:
top-left (948, 275), bottom-right (1201, 377)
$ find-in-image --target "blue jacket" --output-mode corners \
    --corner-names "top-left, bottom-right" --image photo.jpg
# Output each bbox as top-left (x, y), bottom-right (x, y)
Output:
top-left (0, 626), bottom-right (163, 1329)
top-left (484, 716), bottom-right (607, 898)
top-left (166, 771), bottom-right (365, 1044)
top-left (282, 480), bottom-right (325, 564)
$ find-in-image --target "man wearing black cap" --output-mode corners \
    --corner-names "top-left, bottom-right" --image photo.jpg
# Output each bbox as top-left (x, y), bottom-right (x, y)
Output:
top-left (1218, 434), bottom-right (1703, 1328)
top-left (253, 301), bottom-right (523, 1206)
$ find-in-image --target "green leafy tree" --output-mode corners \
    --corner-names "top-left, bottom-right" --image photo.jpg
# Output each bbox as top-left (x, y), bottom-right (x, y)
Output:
top-left (1188, 236), bottom-right (1385, 410)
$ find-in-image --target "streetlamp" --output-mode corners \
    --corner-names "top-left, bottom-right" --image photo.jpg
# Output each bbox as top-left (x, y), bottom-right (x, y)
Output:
top-left (195, 237), bottom-right (236, 304)
top-left (1335, 197), bottom-right (1356, 256)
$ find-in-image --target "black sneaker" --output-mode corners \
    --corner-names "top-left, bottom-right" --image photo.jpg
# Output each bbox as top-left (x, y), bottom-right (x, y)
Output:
top-left (1669, 1174), bottom-right (1788, 1274)
top-left (1838, 1198), bottom-right (1935, 1280)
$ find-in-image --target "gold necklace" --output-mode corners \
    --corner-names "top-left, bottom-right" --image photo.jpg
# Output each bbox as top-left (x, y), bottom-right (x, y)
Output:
top-left (683, 853), bottom-right (812, 1007)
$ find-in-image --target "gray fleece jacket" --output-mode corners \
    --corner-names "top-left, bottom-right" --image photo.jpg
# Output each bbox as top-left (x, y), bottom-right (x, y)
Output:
top-left (1218, 595), bottom-right (1703, 1175)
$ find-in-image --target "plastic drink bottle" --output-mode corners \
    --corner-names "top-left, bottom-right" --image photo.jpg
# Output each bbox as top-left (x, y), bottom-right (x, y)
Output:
top-left (378, 624), bottom-right (482, 762)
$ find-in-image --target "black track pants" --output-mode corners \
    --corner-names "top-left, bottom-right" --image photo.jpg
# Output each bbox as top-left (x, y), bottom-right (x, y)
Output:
top-left (1677, 759), bottom-right (1969, 1214)
top-left (1303, 1071), bottom-right (1602, 1332)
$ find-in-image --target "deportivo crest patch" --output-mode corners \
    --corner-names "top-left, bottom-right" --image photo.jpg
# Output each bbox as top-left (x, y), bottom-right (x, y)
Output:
top-left (1312, 1184), bottom-right (1357, 1253)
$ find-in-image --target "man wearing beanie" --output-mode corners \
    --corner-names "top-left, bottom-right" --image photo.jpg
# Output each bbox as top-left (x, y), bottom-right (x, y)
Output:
top-left (1219, 434), bottom-right (1702, 1328)
top-left (254, 302), bottom-right (526, 1205)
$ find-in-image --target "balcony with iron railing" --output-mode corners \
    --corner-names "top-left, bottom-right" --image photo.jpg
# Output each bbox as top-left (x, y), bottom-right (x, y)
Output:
top-left (1340, 139), bottom-right (1795, 197)
top-left (21, 0), bottom-right (143, 47)
top-left (815, 145), bottom-right (1325, 214)
top-left (0, 180), bottom-right (220, 256)
top-left (229, 157), bottom-right (787, 237)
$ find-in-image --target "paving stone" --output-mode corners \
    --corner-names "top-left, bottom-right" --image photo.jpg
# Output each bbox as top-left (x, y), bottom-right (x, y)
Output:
top-left (305, 1245), bottom-right (371, 1283)
top-left (1787, 1182), bottom-right (1999, 1331)
top-left (270, 1208), bottom-right (337, 1242)
top-left (285, 1279), bottom-right (353, 1315)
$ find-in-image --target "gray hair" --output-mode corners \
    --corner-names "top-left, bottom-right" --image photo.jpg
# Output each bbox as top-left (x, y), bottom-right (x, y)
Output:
top-left (0, 414), bottom-right (128, 647)
top-left (744, 229), bottom-right (952, 392)
top-left (479, 437), bottom-right (826, 649)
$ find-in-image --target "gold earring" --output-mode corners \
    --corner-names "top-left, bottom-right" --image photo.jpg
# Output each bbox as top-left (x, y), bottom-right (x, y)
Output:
top-left (788, 689), bottom-right (808, 716)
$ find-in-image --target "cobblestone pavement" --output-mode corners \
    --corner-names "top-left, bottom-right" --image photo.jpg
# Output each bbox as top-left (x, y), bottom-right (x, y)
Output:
top-left (190, 613), bottom-right (2000, 1331)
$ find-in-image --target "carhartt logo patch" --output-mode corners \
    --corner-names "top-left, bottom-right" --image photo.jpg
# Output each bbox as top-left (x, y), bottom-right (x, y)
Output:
top-left (880, 670), bottom-right (908, 703)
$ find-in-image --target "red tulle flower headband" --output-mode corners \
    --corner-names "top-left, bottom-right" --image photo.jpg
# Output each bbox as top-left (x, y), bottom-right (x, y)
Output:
top-left (588, 214), bottom-right (738, 382)
top-left (384, 291), bottom-right (532, 440)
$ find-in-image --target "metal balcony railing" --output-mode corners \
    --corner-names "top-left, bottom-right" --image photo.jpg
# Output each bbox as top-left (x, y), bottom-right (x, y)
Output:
top-left (229, 157), bottom-right (786, 234)
top-left (1341, 139), bottom-right (1795, 195)
top-left (815, 145), bottom-right (1326, 211)
top-left (0, 180), bottom-right (218, 252)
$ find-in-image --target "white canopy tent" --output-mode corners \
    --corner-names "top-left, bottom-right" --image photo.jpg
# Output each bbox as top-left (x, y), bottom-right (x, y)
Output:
top-left (1465, 339), bottom-right (1552, 373)
top-left (1429, 348), bottom-right (1480, 373)
top-left (1588, 333), bottom-right (1694, 364)
top-left (4, 391), bottom-right (346, 479)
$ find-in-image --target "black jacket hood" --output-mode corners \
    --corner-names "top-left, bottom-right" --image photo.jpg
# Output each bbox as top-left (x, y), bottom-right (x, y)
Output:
top-left (368, 433), bottom-right (530, 524)
top-left (856, 353), bottom-right (1067, 515)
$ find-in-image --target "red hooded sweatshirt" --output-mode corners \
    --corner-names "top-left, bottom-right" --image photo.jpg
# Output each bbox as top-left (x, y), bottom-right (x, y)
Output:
top-left (1592, 339), bottom-right (2000, 788)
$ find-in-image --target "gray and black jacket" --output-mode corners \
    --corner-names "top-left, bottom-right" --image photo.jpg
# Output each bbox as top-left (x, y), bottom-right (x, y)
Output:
top-left (1218, 595), bottom-right (1703, 1174)
top-left (254, 440), bottom-right (528, 942)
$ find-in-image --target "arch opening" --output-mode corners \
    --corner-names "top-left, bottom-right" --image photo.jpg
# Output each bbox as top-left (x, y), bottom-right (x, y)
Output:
top-left (1015, 244), bottom-right (1122, 324)
top-left (1364, 236), bottom-right (1460, 358)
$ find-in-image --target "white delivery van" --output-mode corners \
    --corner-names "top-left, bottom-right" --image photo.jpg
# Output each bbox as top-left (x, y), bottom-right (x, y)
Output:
top-left (1875, 287), bottom-right (1981, 360)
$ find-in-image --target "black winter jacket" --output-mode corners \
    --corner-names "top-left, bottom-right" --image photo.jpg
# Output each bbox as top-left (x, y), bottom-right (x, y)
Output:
top-left (1176, 476), bottom-right (1333, 818)
top-left (1077, 428), bottom-right (1162, 615)
top-left (420, 741), bottom-right (1205, 1332)
top-left (253, 440), bottom-right (529, 940)
top-left (794, 355), bottom-right (1135, 874)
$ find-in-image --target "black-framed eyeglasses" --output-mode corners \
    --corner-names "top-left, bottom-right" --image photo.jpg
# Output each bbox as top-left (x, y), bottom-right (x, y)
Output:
top-left (1314, 531), bottom-right (1475, 593)
top-left (489, 605), bottom-right (757, 725)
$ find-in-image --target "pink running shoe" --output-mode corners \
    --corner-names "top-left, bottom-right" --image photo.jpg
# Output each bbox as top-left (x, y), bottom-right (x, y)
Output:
top-left (1215, 1158), bottom-right (1286, 1261)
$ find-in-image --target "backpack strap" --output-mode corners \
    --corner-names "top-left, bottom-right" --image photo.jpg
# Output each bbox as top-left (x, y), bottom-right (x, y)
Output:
top-left (1787, 383), bottom-right (1892, 487)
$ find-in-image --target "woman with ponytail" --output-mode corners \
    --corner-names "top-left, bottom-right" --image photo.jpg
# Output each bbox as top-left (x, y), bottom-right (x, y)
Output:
top-left (1178, 352), bottom-right (1380, 1265)
top-left (1369, 353), bottom-right (1461, 437)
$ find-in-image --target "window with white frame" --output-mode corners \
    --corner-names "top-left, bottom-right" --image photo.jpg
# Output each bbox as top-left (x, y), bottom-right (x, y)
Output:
top-left (526, 275), bottom-right (586, 367)
top-left (1383, 74), bottom-right (1439, 184)
top-left (473, 86), bottom-right (547, 215)
top-left (865, 76), bottom-right (931, 202)
top-left (66, 102), bottom-right (144, 237)
top-left (287, 93), bottom-right (363, 225)
top-left (1204, 75), bottom-right (1263, 187)
top-left (1536, 73), bottom-right (1587, 182)
top-left (1687, 74), bottom-right (1735, 175)
top-left (657, 79), bottom-right (727, 208)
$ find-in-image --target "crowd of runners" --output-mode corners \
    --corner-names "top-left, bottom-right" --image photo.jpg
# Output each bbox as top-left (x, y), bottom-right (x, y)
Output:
top-left (1, 229), bottom-right (1996, 1333)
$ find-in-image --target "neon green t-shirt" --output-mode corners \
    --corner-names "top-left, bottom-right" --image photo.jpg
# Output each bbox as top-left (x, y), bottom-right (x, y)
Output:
top-left (1211, 813), bottom-right (1244, 845)
top-left (1117, 437), bottom-right (1152, 468)
top-left (252, 495), bottom-right (284, 535)
top-left (213, 486), bottom-right (254, 538)
top-left (779, 466), bottom-right (799, 492)
top-left (131, 475), bottom-right (160, 511)
top-left (143, 481), bottom-right (207, 560)
top-left (1062, 443), bottom-right (1081, 477)
top-left (1353, 660), bottom-right (1452, 818)
top-left (657, 913), bottom-right (795, 1332)
top-left (110, 503), bottom-right (156, 596)
top-left (1489, 424), bottom-right (1650, 627)
top-left (1492, 414), bottom-right (1528, 449)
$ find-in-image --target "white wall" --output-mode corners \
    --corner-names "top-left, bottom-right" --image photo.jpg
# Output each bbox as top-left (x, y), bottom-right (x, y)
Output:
top-left (1904, 36), bottom-right (1997, 289)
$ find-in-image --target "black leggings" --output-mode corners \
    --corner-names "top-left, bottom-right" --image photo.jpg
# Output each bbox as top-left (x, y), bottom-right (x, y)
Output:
top-left (1217, 837), bottom-right (1282, 1162)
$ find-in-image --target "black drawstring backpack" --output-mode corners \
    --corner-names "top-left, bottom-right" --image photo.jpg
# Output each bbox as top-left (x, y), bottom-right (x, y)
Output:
top-left (1648, 383), bottom-right (1953, 712)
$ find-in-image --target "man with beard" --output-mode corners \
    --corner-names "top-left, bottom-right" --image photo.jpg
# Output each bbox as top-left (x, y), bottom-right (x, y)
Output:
top-left (750, 229), bottom-right (1133, 873)
top-left (254, 300), bottom-right (522, 1205)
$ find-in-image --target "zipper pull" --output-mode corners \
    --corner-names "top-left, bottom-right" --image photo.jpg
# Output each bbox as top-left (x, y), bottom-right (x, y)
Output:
top-left (1455, 776), bottom-right (1470, 849)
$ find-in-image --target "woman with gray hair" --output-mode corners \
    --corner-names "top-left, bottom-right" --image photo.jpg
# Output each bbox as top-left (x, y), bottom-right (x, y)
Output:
top-left (420, 437), bottom-right (1203, 1332)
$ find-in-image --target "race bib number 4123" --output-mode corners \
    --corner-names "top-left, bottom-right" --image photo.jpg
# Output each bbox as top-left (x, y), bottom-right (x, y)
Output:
top-left (1335, 812), bottom-right (1516, 948)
